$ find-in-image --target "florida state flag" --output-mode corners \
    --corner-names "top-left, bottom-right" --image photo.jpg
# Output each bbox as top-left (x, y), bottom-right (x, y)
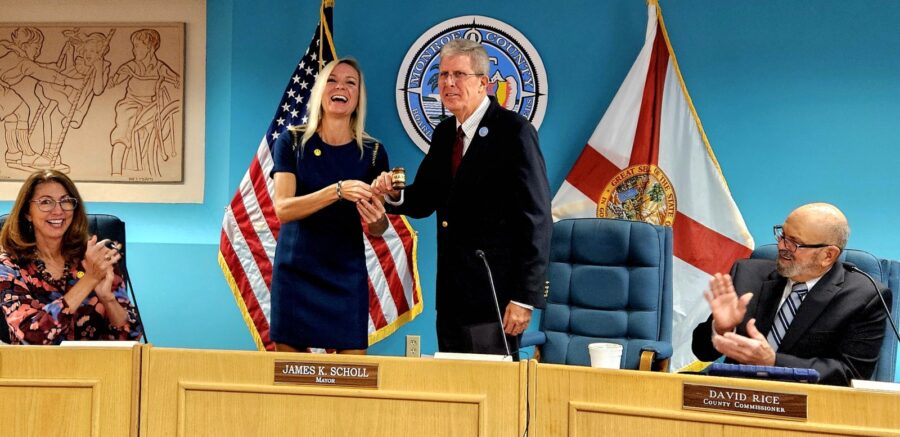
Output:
top-left (551, 0), bottom-right (754, 368)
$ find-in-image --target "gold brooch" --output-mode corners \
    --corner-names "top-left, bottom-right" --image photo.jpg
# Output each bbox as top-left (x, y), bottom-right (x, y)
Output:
top-left (313, 148), bottom-right (322, 156)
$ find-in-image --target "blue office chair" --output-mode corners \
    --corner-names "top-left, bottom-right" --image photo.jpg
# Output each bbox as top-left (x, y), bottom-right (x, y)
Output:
top-left (750, 244), bottom-right (899, 382)
top-left (0, 214), bottom-right (138, 344)
top-left (523, 218), bottom-right (673, 371)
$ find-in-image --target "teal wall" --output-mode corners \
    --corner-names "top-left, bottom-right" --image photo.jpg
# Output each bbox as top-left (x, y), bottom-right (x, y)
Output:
top-left (5, 0), bottom-right (898, 378)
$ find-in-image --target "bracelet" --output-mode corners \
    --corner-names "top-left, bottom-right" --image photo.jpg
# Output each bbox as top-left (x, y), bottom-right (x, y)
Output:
top-left (336, 180), bottom-right (344, 200)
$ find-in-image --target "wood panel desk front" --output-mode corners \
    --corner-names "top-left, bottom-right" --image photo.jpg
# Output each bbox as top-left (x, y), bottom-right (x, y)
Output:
top-left (529, 361), bottom-right (900, 437)
top-left (0, 344), bottom-right (141, 437)
top-left (139, 347), bottom-right (526, 437)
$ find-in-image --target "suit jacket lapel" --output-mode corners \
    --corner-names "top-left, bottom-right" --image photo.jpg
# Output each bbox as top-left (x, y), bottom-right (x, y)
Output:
top-left (749, 276), bottom-right (786, 337)
top-left (454, 99), bottom-right (498, 181)
top-left (778, 264), bottom-right (843, 351)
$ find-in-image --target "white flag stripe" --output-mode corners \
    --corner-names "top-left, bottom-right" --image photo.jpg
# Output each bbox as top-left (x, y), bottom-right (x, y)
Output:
top-left (367, 315), bottom-right (376, 335)
top-left (238, 169), bottom-right (278, 262)
top-left (383, 223), bottom-right (417, 308)
top-left (586, 14), bottom-right (658, 169)
top-left (257, 137), bottom-right (276, 196)
top-left (658, 62), bottom-right (752, 245)
top-left (671, 257), bottom-right (718, 365)
top-left (223, 208), bottom-right (272, 320)
top-left (551, 181), bottom-right (596, 220)
top-left (363, 235), bottom-right (400, 325)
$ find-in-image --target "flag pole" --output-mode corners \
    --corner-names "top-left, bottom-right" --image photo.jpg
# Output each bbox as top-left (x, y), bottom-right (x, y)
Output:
top-left (653, 1), bottom-right (726, 181)
top-left (320, 0), bottom-right (337, 68)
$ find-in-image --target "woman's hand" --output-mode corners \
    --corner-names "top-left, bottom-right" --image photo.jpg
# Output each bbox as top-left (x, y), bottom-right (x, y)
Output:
top-left (93, 265), bottom-right (129, 329)
top-left (93, 267), bottom-right (116, 303)
top-left (338, 179), bottom-right (374, 203)
top-left (357, 195), bottom-right (386, 224)
top-left (358, 196), bottom-right (388, 236)
top-left (82, 235), bottom-right (121, 284)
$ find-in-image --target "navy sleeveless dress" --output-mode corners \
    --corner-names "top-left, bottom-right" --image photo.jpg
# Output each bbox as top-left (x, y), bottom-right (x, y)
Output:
top-left (269, 130), bottom-right (388, 349)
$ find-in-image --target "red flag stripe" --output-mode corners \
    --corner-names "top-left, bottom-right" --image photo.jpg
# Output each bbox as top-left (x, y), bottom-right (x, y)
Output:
top-left (365, 231), bottom-right (411, 315)
top-left (673, 211), bottom-right (753, 276)
top-left (248, 157), bottom-right (281, 239)
top-left (367, 279), bottom-right (388, 330)
top-left (563, 145), bottom-right (623, 200)
top-left (230, 186), bottom-right (274, 285)
top-left (389, 215), bottom-right (419, 304)
top-left (219, 231), bottom-right (273, 349)
top-left (629, 24), bottom-right (669, 167)
top-left (564, 136), bottom-right (753, 278)
top-left (390, 216), bottom-right (413, 255)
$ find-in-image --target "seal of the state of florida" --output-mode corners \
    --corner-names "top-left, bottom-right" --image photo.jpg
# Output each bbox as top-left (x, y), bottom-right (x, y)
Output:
top-left (596, 164), bottom-right (677, 226)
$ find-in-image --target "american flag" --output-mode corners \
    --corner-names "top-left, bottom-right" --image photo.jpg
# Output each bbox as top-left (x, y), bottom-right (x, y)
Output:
top-left (218, 0), bottom-right (422, 351)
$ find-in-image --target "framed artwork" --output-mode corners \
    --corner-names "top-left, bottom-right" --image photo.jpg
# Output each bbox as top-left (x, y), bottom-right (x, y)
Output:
top-left (0, 23), bottom-right (184, 182)
top-left (1, 0), bottom-right (206, 202)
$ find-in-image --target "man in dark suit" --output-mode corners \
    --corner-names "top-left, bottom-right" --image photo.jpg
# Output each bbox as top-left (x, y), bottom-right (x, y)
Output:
top-left (373, 39), bottom-right (551, 357)
top-left (692, 203), bottom-right (890, 385)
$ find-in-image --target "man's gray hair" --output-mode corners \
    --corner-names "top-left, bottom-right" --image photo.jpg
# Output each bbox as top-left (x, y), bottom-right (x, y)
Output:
top-left (440, 39), bottom-right (489, 76)
top-left (830, 220), bottom-right (850, 250)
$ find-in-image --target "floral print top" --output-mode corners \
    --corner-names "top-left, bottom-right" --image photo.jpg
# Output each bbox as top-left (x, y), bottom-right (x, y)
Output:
top-left (0, 253), bottom-right (143, 344)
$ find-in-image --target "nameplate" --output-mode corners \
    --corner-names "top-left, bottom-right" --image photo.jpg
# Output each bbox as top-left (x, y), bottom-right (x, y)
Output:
top-left (683, 383), bottom-right (807, 420)
top-left (274, 361), bottom-right (379, 389)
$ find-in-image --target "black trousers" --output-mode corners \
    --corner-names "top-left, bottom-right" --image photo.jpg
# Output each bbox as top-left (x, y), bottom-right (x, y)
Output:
top-left (436, 312), bottom-right (520, 361)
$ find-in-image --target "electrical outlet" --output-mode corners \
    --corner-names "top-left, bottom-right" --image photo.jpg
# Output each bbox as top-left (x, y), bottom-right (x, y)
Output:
top-left (405, 335), bottom-right (421, 357)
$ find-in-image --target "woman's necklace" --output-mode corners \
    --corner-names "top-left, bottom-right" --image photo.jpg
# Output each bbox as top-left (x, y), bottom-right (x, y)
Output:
top-left (33, 252), bottom-right (72, 291)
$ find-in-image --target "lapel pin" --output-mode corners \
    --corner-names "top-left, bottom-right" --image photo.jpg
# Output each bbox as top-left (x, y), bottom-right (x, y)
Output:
top-left (478, 126), bottom-right (489, 137)
top-left (313, 148), bottom-right (322, 156)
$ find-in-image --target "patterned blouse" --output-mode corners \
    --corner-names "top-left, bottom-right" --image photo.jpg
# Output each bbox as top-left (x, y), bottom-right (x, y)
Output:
top-left (0, 252), bottom-right (143, 344)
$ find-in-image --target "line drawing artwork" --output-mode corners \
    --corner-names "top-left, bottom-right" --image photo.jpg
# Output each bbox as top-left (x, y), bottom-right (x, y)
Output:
top-left (0, 24), bottom-right (184, 183)
top-left (35, 28), bottom-right (112, 174)
top-left (109, 29), bottom-right (181, 178)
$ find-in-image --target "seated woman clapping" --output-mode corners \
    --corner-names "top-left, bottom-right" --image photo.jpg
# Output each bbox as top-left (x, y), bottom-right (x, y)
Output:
top-left (0, 170), bottom-right (143, 344)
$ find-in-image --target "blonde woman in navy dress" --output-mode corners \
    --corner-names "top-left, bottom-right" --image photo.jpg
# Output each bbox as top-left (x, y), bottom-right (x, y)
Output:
top-left (269, 58), bottom-right (388, 354)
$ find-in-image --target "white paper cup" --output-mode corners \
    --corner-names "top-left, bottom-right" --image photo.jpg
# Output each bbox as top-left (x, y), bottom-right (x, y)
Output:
top-left (588, 343), bottom-right (623, 369)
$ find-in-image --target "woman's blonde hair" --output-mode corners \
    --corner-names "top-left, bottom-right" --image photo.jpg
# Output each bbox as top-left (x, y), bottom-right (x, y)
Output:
top-left (290, 58), bottom-right (372, 157)
top-left (0, 170), bottom-right (89, 264)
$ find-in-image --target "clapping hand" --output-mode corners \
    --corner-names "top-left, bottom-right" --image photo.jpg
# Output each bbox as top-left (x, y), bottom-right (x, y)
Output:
top-left (712, 319), bottom-right (776, 365)
top-left (704, 273), bottom-right (753, 335)
top-left (82, 235), bottom-right (121, 301)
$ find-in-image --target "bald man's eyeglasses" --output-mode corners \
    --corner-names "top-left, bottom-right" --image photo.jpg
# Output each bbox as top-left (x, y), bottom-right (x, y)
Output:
top-left (773, 225), bottom-right (832, 253)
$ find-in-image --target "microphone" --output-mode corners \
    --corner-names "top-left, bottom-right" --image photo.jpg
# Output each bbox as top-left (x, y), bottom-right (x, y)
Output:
top-left (843, 262), bottom-right (899, 344)
top-left (102, 237), bottom-right (147, 344)
top-left (475, 249), bottom-right (512, 358)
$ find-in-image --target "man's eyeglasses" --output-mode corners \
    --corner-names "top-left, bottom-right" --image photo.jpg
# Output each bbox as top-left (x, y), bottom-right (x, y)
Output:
top-left (32, 196), bottom-right (78, 212)
top-left (438, 71), bottom-right (483, 83)
top-left (773, 225), bottom-right (831, 253)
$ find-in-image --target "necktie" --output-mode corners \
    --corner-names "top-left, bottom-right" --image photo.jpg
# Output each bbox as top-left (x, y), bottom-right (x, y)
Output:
top-left (766, 282), bottom-right (809, 350)
top-left (451, 126), bottom-right (464, 177)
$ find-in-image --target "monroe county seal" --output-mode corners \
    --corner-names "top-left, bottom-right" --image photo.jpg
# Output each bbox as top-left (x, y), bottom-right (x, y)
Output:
top-left (396, 16), bottom-right (548, 153)
top-left (597, 164), bottom-right (677, 226)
